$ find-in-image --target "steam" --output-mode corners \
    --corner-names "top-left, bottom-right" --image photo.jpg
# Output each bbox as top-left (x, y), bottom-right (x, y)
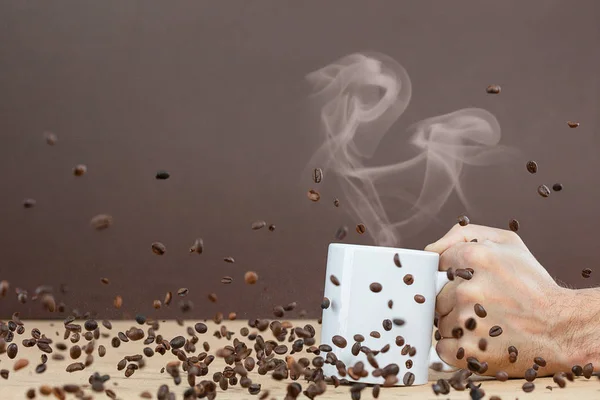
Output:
top-left (306, 52), bottom-right (516, 246)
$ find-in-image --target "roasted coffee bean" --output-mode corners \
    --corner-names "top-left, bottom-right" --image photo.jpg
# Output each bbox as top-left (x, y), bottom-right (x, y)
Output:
top-left (372, 385), bottom-right (380, 399)
top-left (582, 268), bottom-right (592, 278)
top-left (35, 363), bottom-right (47, 374)
top-left (534, 357), bottom-right (546, 367)
top-left (0, 280), bottom-right (8, 297)
top-left (220, 276), bottom-right (234, 285)
top-left (23, 198), bottom-right (37, 208)
top-left (395, 336), bottom-right (405, 347)
top-left (455, 269), bottom-right (473, 280)
top-left (170, 336), bottom-right (185, 349)
top-left (532, 363), bottom-right (539, 371)
top-left (66, 362), bottom-right (85, 372)
top-left (434, 330), bottom-right (441, 341)
top-left (189, 238), bottom-right (204, 254)
top-left (572, 365), bottom-right (583, 376)
top-left (151, 242), bottom-right (166, 255)
top-left (403, 274), bottom-right (414, 285)
top-left (583, 363), bottom-right (594, 379)
top-left (268, 224), bottom-right (276, 231)
top-left (446, 268), bottom-right (455, 281)
top-left (330, 275), bottom-right (340, 286)
top-left (369, 282), bottom-right (382, 293)
top-left (356, 224), bottom-right (366, 234)
top-left (403, 372), bottom-right (415, 386)
top-left (98, 345), bottom-right (106, 357)
top-left (382, 319), bottom-right (392, 331)
top-left (486, 85), bottom-right (501, 94)
top-left (567, 121), bottom-right (579, 128)
top-left (155, 170), bottom-right (170, 180)
top-left (73, 164), bottom-right (87, 176)
top-left (321, 297), bottom-right (330, 309)
top-left (493, 371), bottom-right (508, 382)
top-left (458, 215), bottom-right (470, 226)
top-left (509, 353), bottom-right (517, 363)
top-left (508, 345), bottom-right (518, 356)
top-left (553, 373), bottom-right (567, 387)
top-left (113, 295), bottom-right (123, 309)
top-left (335, 226), bottom-right (348, 240)
top-left (307, 189), bottom-right (320, 202)
top-left (522, 382), bottom-right (535, 393)
top-left (311, 168), bottom-right (324, 184)
top-left (465, 318), bottom-right (477, 331)
top-left (509, 219), bottom-right (520, 232)
top-left (208, 293), bottom-right (217, 303)
top-left (370, 331), bottom-right (381, 339)
top-left (7, 343), bottom-right (17, 359)
top-left (70, 346), bottom-right (82, 359)
top-left (474, 304), bottom-right (487, 318)
top-left (273, 306), bottom-right (285, 318)
top-left (525, 368), bottom-right (537, 382)
top-left (489, 326), bottom-right (503, 337)
top-left (223, 256), bottom-right (235, 264)
top-left (414, 294), bottom-right (426, 304)
top-left (354, 334), bottom-right (365, 342)
top-left (467, 357), bottom-right (481, 372)
top-left (84, 320), bottom-right (98, 331)
top-left (0, 369), bottom-right (8, 379)
top-left (430, 362), bottom-right (443, 372)
top-left (102, 320), bottom-right (112, 330)
top-left (177, 288), bottom-right (188, 297)
top-left (526, 161), bottom-right (538, 174)
top-left (332, 335), bottom-right (347, 348)
top-left (452, 327), bottom-right (463, 339)
top-left (393, 253), bottom-right (402, 267)
top-left (393, 318), bottom-right (405, 326)
top-left (478, 338), bottom-right (488, 351)
top-left (553, 183), bottom-right (563, 192)
top-left (251, 220), bottom-right (266, 230)
top-left (387, 300), bottom-right (393, 309)
top-left (243, 271), bottom-right (258, 285)
top-left (538, 185), bottom-right (551, 198)
top-left (90, 214), bottom-right (112, 230)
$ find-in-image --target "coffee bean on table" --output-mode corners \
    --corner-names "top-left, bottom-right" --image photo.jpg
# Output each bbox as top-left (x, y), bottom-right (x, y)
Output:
top-left (151, 242), bottom-right (166, 255)
top-left (155, 170), bottom-right (170, 180)
top-left (465, 318), bottom-right (477, 330)
top-left (332, 335), bottom-right (347, 348)
top-left (369, 283), bottom-right (382, 293)
top-left (307, 189), bottom-right (320, 202)
top-left (414, 294), bottom-right (426, 304)
top-left (538, 185), bottom-right (551, 198)
top-left (356, 224), bottom-right (366, 234)
top-left (567, 121), bottom-right (579, 128)
top-left (583, 363), bottom-right (594, 379)
top-left (403, 372), bottom-right (415, 386)
top-left (189, 238), bottom-right (204, 254)
top-left (495, 371), bottom-right (509, 381)
top-left (403, 274), bottom-right (414, 285)
top-left (582, 268), bottom-right (592, 278)
top-left (474, 304), bottom-right (487, 318)
top-left (335, 226), bottom-right (348, 240)
top-left (526, 161), bottom-right (538, 174)
top-left (452, 327), bottom-right (463, 339)
top-left (522, 382), bottom-right (535, 393)
top-left (478, 339), bottom-right (487, 351)
top-left (90, 214), bottom-right (112, 230)
top-left (509, 219), bottom-right (519, 232)
top-left (382, 320), bottom-right (392, 331)
top-left (489, 326), bottom-right (503, 337)
top-left (177, 288), bottom-right (188, 297)
top-left (486, 85), bottom-right (501, 94)
top-left (458, 215), bottom-right (470, 226)
top-left (393, 253), bottom-right (401, 267)
top-left (553, 183), bottom-right (563, 192)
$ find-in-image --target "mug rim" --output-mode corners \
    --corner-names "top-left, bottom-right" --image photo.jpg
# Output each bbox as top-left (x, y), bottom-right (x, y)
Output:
top-left (328, 242), bottom-right (438, 258)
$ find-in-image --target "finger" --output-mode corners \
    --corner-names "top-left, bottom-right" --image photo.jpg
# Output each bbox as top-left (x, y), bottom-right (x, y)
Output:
top-left (438, 308), bottom-right (461, 338)
top-left (436, 338), bottom-right (466, 369)
top-left (425, 223), bottom-right (522, 255)
top-left (436, 278), bottom-right (462, 317)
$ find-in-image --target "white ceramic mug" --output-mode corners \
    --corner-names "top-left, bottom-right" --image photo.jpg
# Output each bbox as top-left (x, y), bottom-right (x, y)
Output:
top-left (320, 243), bottom-right (454, 386)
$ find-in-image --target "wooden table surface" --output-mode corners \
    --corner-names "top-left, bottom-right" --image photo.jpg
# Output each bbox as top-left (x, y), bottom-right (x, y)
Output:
top-left (1, 320), bottom-right (598, 399)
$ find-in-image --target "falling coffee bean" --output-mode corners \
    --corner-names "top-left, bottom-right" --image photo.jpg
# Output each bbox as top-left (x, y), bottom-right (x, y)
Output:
top-left (321, 297), bottom-right (330, 309)
top-left (382, 320), bottom-right (392, 331)
top-left (369, 283), bottom-right (382, 293)
top-left (526, 161), bottom-right (538, 174)
top-left (553, 373), bottom-right (566, 387)
top-left (486, 84), bottom-right (501, 94)
top-left (538, 185), bottom-right (551, 198)
top-left (414, 294), bottom-right (426, 304)
top-left (244, 271), bottom-right (258, 285)
top-left (474, 304), bottom-right (487, 318)
top-left (403, 274), bottom-right (414, 285)
top-left (268, 224), bottom-right (275, 231)
top-left (151, 242), bottom-right (166, 255)
top-left (478, 338), bottom-right (488, 351)
top-left (552, 183), bottom-right (563, 192)
top-left (189, 238), bottom-right (203, 254)
top-left (522, 382), bottom-right (535, 393)
top-left (534, 357), bottom-right (546, 367)
top-left (333, 198), bottom-right (340, 207)
top-left (155, 170), bottom-right (170, 180)
top-left (332, 335), bottom-right (347, 348)
top-left (583, 363), bottom-right (594, 379)
top-left (495, 371), bottom-right (509, 381)
top-left (221, 276), bottom-right (233, 284)
top-left (582, 268), bottom-right (592, 278)
top-left (465, 318), bottom-right (477, 331)
top-left (370, 331), bottom-right (381, 338)
top-left (223, 256), bottom-right (235, 263)
top-left (393, 253), bottom-right (402, 267)
top-left (393, 319), bottom-right (405, 326)
top-left (489, 325), bottom-right (503, 337)
top-left (177, 288), bottom-right (188, 296)
top-left (452, 327), bottom-right (464, 339)
top-left (567, 121), bottom-right (579, 128)
top-left (402, 372), bottom-right (415, 386)
top-left (509, 219), bottom-right (519, 232)
top-left (251, 220), bottom-right (266, 230)
top-left (387, 300), bottom-right (393, 309)
top-left (313, 168), bottom-right (323, 184)
top-left (456, 347), bottom-right (465, 360)
top-left (458, 215), bottom-right (470, 226)
top-left (307, 189), bottom-right (320, 202)
top-left (356, 224), bottom-right (366, 234)
top-left (330, 275), bottom-right (340, 286)
top-left (335, 226), bottom-right (348, 240)
top-left (23, 198), bottom-right (36, 208)
top-left (455, 269), bottom-right (473, 280)
top-left (90, 214), bottom-right (112, 230)
top-left (73, 165), bottom-right (87, 176)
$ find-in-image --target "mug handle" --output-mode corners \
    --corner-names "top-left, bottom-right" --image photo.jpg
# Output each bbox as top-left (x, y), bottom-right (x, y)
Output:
top-left (428, 271), bottom-right (458, 372)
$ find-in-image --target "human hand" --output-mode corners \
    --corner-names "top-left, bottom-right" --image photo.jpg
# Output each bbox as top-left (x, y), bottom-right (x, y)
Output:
top-left (425, 224), bottom-right (573, 377)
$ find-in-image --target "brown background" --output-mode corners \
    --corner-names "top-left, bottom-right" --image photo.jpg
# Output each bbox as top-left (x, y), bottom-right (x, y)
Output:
top-left (0, 1), bottom-right (598, 319)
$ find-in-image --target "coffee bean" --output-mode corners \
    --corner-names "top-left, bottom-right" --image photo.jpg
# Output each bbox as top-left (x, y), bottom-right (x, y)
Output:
top-left (113, 295), bottom-right (123, 309)
top-left (177, 288), bottom-right (188, 297)
top-left (189, 238), bottom-right (204, 254)
top-left (414, 294), bottom-right (426, 304)
top-left (388, 300), bottom-right (393, 309)
top-left (470, 238), bottom-right (478, 242)
top-left (0, 369), bottom-right (8, 379)
top-left (267, 224), bottom-right (276, 231)
top-left (458, 215), bottom-right (470, 226)
top-left (335, 226), bottom-right (348, 240)
top-left (307, 189), bottom-right (320, 202)
top-left (465, 318), bottom-right (477, 330)
top-left (7, 343), bottom-right (17, 359)
top-left (393, 319), bottom-right (405, 326)
top-left (434, 330), bottom-right (441, 341)
top-left (583, 363), bottom-right (594, 379)
top-left (244, 271), bottom-right (258, 285)
top-left (486, 85), bottom-right (501, 94)
top-left (369, 282), bottom-right (382, 293)
top-left (90, 214), bottom-right (112, 230)
top-left (98, 345), bottom-right (106, 357)
top-left (312, 168), bottom-right (323, 184)
top-left (382, 320), bottom-right (392, 331)
top-left (509, 353), bottom-right (517, 363)
top-left (525, 368), bottom-right (537, 382)
top-left (534, 357), bottom-right (546, 367)
top-left (354, 334), bottom-right (365, 342)
top-left (466, 356), bottom-right (481, 372)
top-left (251, 220), bottom-right (266, 230)
top-left (552, 183), bottom-right (563, 192)
top-left (151, 242), bottom-right (166, 255)
top-left (522, 382), bottom-right (535, 393)
top-left (478, 338), bottom-right (487, 351)
top-left (35, 363), bottom-right (46, 374)
top-left (66, 362), bottom-right (85, 372)
top-left (170, 336), bottom-right (185, 349)
top-left (509, 219), bottom-right (520, 232)
top-left (495, 371), bottom-right (508, 381)
top-left (356, 224), bottom-right (366, 234)
top-left (372, 385), bottom-right (380, 399)
top-left (13, 359), bottom-right (29, 371)
top-left (164, 291), bottom-right (172, 305)
top-left (393, 336), bottom-right (404, 347)
top-left (572, 365), bottom-right (583, 376)
top-left (565, 371), bottom-right (575, 381)
top-left (403, 274), bottom-right (414, 285)
top-left (526, 161), bottom-right (538, 174)
top-left (403, 372), bottom-right (415, 386)
top-left (223, 256), bottom-right (235, 263)
top-left (489, 326), bottom-right (503, 337)
top-left (333, 198), bottom-right (340, 207)
top-left (538, 185), bottom-right (550, 198)
top-left (321, 297), bottom-right (330, 309)
top-left (508, 345), bottom-right (518, 356)
top-left (153, 300), bottom-right (161, 309)
top-left (567, 121), bottom-right (579, 128)
top-left (532, 363), bottom-right (539, 371)
top-left (370, 331), bottom-right (381, 339)
top-left (273, 306), bottom-right (285, 318)
top-left (84, 320), bottom-right (98, 331)
top-left (553, 372), bottom-right (567, 388)
top-left (446, 269), bottom-right (455, 281)
top-left (155, 170), bottom-right (170, 180)
top-left (393, 253), bottom-right (403, 268)
top-left (455, 269), bottom-right (473, 280)
top-left (70, 346), bottom-right (82, 359)
top-left (332, 335), bottom-right (347, 348)
top-left (430, 362), bottom-right (443, 372)
top-left (452, 327), bottom-right (463, 339)
top-left (582, 268), bottom-right (592, 278)
top-left (474, 304), bottom-right (487, 318)
top-left (330, 275), bottom-right (340, 286)
top-left (73, 164), bottom-right (87, 176)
